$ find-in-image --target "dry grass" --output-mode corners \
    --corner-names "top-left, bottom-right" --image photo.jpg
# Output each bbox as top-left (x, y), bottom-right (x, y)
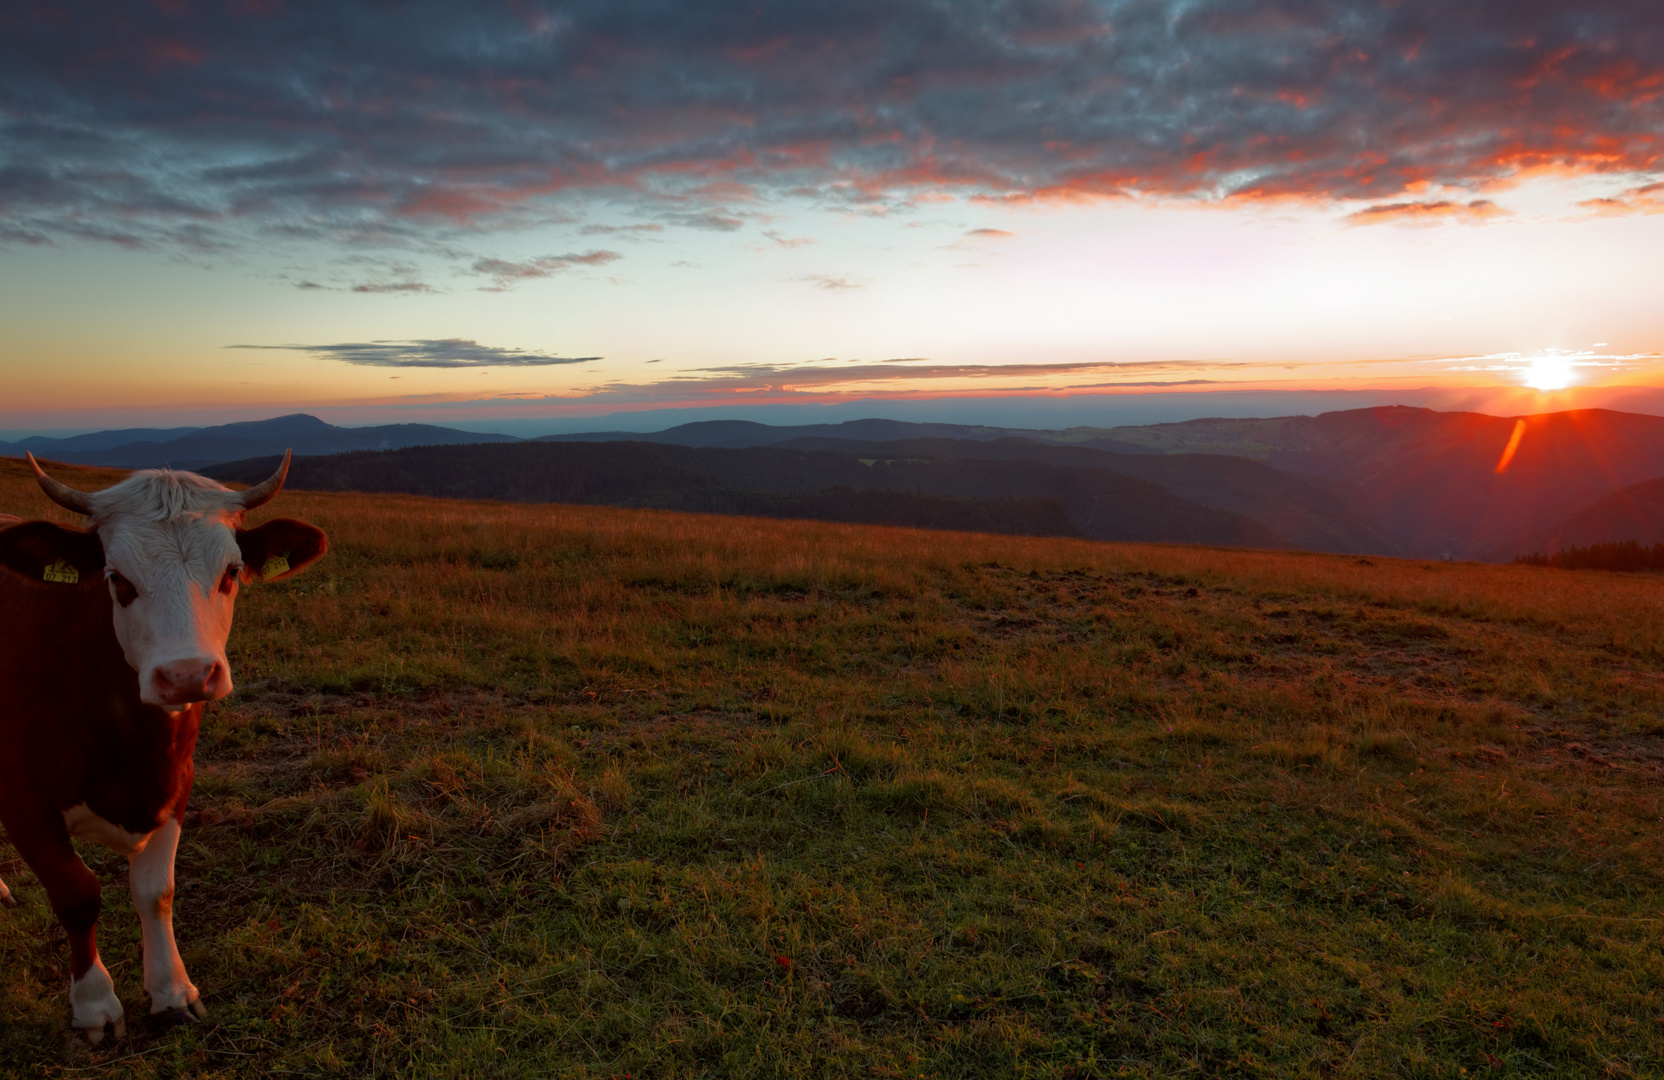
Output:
top-left (2, 457), bottom-right (1663, 1077)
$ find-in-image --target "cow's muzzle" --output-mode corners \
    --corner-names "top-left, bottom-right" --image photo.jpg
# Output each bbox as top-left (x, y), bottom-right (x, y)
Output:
top-left (145, 658), bottom-right (232, 707)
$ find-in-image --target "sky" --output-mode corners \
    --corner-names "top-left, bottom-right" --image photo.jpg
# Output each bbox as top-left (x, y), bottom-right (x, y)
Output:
top-left (3, 0), bottom-right (1664, 435)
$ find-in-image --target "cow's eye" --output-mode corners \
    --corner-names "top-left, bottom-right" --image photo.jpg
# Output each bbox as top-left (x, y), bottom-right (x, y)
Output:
top-left (105, 570), bottom-right (138, 608)
top-left (219, 565), bottom-right (241, 594)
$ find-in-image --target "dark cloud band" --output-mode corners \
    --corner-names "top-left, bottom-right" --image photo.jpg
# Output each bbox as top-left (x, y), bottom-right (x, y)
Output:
top-left (5, 0), bottom-right (1663, 251)
top-left (230, 340), bottom-right (600, 368)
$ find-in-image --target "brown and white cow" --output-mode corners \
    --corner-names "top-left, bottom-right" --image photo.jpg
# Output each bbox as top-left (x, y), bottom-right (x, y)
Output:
top-left (0, 453), bottom-right (325, 1041)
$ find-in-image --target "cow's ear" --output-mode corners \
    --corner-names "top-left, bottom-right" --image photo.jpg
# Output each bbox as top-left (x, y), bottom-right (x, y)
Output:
top-left (0, 520), bottom-right (105, 586)
top-left (236, 518), bottom-right (328, 583)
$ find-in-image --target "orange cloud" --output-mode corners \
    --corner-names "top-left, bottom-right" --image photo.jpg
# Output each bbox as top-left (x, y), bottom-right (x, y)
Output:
top-left (1578, 180), bottom-right (1664, 216)
top-left (1345, 199), bottom-right (1511, 226)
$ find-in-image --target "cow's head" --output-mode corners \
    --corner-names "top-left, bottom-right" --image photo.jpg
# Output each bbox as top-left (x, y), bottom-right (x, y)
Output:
top-left (0, 454), bottom-right (326, 709)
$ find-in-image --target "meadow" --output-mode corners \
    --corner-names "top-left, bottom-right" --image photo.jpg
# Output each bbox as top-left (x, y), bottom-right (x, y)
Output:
top-left (2, 456), bottom-right (1663, 1077)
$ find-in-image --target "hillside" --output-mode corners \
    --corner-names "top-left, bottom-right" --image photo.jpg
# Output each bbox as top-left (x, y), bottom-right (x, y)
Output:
top-left (776, 436), bottom-right (1390, 554)
top-left (539, 407), bottom-right (1664, 557)
top-left (1501, 476), bottom-right (1664, 558)
top-left (552, 407), bottom-right (1664, 558)
top-left (1089, 406), bottom-right (1664, 557)
top-left (205, 441), bottom-right (1282, 548)
top-left (4, 457), bottom-right (1663, 1076)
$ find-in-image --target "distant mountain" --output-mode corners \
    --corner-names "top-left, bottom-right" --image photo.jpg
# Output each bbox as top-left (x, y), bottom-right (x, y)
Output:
top-left (540, 417), bottom-right (1167, 454)
top-left (22, 405), bottom-right (1664, 559)
top-left (2, 414), bottom-right (520, 471)
top-left (205, 441), bottom-right (1279, 549)
top-left (4, 426), bottom-right (205, 453)
top-left (541, 418), bottom-right (1033, 448)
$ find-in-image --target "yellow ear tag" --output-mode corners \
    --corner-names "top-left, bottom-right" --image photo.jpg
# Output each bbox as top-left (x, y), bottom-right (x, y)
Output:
top-left (43, 559), bottom-right (79, 584)
top-left (262, 553), bottom-right (291, 581)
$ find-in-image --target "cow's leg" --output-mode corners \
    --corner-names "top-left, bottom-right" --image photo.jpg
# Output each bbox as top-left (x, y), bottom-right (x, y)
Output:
top-left (128, 816), bottom-right (204, 1024)
top-left (2, 807), bottom-right (124, 1042)
top-left (0, 873), bottom-right (14, 905)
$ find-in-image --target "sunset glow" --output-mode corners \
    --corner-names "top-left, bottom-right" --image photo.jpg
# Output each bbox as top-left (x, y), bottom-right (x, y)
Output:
top-left (1522, 354), bottom-right (1581, 393)
top-left (2, 2), bottom-right (1663, 432)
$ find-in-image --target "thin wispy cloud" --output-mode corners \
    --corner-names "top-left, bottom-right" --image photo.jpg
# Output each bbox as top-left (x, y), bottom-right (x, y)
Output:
top-left (229, 340), bottom-right (601, 369)
top-left (668, 357), bottom-right (1257, 389)
top-left (471, 250), bottom-right (621, 290)
top-left (670, 212), bottom-right (746, 232)
top-left (944, 226), bottom-right (1019, 251)
top-left (801, 274), bottom-right (863, 291)
top-left (580, 223), bottom-right (665, 236)
top-left (761, 230), bottom-right (815, 248)
top-left (350, 281), bottom-right (436, 295)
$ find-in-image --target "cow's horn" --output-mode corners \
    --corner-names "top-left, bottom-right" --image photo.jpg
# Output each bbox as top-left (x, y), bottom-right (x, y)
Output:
top-left (27, 453), bottom-right (94, 516)
top-left (237, 450), bottom-right (291, 510)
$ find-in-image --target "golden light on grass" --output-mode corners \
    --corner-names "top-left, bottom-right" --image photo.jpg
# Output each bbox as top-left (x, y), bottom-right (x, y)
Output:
top-left (3, 455), bottom-right (1664, 1075)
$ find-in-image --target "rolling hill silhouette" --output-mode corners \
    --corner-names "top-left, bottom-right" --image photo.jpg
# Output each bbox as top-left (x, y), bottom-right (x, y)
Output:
top-left (16, 406), bottom-right (1664, 560)
top-left (1, 414), bottom-right (517, 470)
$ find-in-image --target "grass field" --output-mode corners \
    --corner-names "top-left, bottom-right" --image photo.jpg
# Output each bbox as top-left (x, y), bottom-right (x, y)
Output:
top-left (3, 457), bottom-right (1664, 1078)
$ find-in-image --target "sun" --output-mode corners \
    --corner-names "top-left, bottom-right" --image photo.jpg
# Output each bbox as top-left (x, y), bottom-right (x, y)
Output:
top-left (1521, 354), bottom-right (1577, 392)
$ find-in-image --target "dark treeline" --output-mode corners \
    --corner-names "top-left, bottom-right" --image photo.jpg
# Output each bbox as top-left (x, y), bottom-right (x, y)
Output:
top-left (1515, 541), bottom-right (1664, 571)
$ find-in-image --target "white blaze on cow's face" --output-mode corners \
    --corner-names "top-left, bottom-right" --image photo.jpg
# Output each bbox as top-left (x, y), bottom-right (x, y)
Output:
top-left (95, 502), bottom-right (245, 708)
top-left (25, 452), bottom-right (320, 711)
top-left (71, 467), bottom-right (274, 709)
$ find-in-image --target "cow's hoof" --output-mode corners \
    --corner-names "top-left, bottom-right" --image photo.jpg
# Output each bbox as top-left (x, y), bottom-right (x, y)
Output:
top-left (77, 1017), bottom-right (125, 1045)
top-left (152, 999), bottom-right (207, 1027)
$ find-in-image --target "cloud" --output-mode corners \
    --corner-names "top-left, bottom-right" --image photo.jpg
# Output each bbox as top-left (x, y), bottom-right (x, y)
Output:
top-left (485, 354), bottom-right (1295, 409)
top-left (944, 225), bottom-right (1018, 251)
top-left (1345, 199), bottom-right (1510, 226)
top-left (671, 212), bottom-right (746, 232)
top-left (580, 223), bottom-right (665, 235)
top-left (1578, 180), bottom-right (1664, 216)
top-left (351, 280), bottom-right (435, 294)
top-left (471, 249), bottom-right (621, 289)
top-left (800, 273), bottom-right (862, 290)
top-left (761, 229), bottom-right (814, 248)
top-left (229, 339), bottom-right (601, 368)
top-left (665, 357), bottom-right (1253, 391)
top-left (5, 1), bottom-right (1664, 252)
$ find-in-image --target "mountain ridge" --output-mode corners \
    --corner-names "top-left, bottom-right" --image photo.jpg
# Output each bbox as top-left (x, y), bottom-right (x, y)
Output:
top-left (0, 413), bottom-right (519, 471)
top-left (11, 406), bottom-right (1664, 560)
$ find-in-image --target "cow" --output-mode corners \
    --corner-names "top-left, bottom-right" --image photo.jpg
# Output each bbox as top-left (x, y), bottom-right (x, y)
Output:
top-left (0, 453), bottom-right (326, 1042)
